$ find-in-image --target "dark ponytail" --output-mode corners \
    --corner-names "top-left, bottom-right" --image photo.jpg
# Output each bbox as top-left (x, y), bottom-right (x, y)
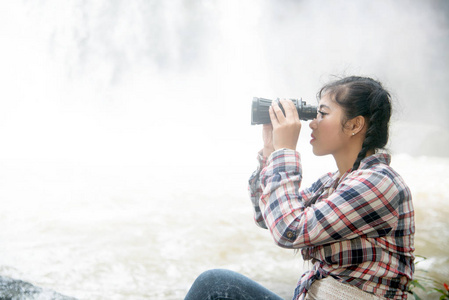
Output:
top-left (318, 76), bottom-right (392, 170)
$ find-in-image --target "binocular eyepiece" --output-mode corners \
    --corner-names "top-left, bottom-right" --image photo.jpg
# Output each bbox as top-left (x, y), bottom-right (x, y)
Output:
top-left (251, 97), bottom-right (317, 125)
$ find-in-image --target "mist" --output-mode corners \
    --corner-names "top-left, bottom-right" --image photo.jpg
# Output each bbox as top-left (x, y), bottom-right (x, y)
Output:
top-left (1, 0), bottom-right (448, 166)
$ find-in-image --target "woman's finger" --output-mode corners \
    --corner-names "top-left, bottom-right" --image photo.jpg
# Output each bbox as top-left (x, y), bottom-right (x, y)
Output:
top-left (271, 101), bottom-right (285, 124)
top-left (268, 105), bottom-right (279, 127)
top-left (280, 99), bottom-right (300, 121)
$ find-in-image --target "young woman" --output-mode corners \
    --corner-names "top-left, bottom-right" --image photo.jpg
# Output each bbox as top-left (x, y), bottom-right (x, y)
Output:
top-left (184, 76), bottom-right (415, 299)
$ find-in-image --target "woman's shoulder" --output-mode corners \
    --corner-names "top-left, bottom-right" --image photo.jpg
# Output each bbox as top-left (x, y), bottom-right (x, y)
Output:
top-left (350, 153), bottom-right (411, 194)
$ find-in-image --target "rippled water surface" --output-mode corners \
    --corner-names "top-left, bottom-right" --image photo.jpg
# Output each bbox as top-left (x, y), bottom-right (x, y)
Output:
top-left (0, 154), bottom-right (448, 299)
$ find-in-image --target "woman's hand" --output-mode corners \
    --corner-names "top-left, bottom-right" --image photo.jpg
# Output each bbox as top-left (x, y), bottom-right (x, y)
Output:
top-left (269, 99), bottom-right (301, 150)
top-left (262, 123), bottom-right (275, 158)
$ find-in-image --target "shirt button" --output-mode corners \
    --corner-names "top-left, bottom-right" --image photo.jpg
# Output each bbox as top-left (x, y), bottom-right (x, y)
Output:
top-left (286, 231), bottom-right (294, 239)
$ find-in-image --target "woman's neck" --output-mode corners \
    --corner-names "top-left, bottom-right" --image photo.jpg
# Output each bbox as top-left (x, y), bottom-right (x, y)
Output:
top-left (334, 152), bottom-right (357, 176)
top-left (334, 148), bottom-right (375, 175)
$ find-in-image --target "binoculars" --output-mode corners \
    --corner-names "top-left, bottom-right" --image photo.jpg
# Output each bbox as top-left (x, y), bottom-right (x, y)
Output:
top-left (251, 97), bottom-right (317, 125)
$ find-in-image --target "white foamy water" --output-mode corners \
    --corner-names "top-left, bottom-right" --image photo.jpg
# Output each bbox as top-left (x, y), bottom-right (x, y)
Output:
top-left (0, 158), bottom-right (302, 299)
top-left (0, 1), bottom-right (448, 299)
top-left (0, 154), bottom-right (448, 299)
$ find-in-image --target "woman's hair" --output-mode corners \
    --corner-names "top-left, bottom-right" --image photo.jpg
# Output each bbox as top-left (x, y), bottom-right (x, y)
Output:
top-left (317, 76), bottom-right (392, 170)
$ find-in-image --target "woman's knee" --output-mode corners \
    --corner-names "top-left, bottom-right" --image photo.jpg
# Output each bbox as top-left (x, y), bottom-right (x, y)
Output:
top-left (184, 269), bottom-right (233, 300)
top-left (193, 269), bottom-right (236, 286)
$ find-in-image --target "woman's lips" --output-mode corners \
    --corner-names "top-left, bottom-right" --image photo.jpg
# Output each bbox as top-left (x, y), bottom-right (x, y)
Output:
top-left (310, 134), bottom-right (316, 143)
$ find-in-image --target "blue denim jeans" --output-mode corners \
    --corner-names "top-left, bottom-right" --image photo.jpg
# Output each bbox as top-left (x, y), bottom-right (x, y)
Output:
top-left (184, 269), bottom-right (284, 300)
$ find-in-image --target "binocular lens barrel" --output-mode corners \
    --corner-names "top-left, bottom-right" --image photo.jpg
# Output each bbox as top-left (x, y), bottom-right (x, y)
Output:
top-left (251, 97), bottom-right (317, 125)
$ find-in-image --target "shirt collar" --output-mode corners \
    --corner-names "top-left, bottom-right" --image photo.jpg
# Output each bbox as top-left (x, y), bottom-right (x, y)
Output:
top-left (324, 153), bottom-right (391, 189)
top-left (357, 152), bottom-right (391, 170)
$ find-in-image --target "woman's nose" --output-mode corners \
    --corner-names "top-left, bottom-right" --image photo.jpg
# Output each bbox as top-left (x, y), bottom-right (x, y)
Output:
top-left (309, 118), bottom-right (317, 129)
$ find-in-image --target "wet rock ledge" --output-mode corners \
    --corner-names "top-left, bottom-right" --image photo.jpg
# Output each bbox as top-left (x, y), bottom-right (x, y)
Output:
top-left (0, 276), bottom-right (76, 300)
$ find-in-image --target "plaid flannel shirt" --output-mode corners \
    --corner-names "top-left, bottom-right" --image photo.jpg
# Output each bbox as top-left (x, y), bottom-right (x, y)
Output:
top-left (248, 149), bottom-right (415, 299)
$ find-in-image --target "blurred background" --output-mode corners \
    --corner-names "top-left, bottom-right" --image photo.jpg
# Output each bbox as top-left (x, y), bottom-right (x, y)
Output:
top-left (0, 0), bottom-right (448, 299)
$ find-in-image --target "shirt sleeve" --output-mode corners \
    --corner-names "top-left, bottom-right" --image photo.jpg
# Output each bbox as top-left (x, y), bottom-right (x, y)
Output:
top-left (259, 149), bottom-right (400, 249)
top-left (248, 150), bottom-right (269, 229)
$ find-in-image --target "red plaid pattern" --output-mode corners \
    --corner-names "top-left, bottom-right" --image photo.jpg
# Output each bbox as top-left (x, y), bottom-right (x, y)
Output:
top-left (249, 149), bottom-right (415, 299)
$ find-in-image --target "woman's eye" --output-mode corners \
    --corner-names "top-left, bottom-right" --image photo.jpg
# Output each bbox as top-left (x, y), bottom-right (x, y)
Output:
top-left (317, 110), bottom-right (328, 117)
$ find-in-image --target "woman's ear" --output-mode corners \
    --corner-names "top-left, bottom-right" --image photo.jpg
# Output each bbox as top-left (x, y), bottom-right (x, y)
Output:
top-left (347, 116), bottom-right (366, 136)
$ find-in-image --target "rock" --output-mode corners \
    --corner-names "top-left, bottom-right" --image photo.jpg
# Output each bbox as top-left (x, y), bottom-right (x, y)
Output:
top-left (0, 276), bottom-right (77, 300)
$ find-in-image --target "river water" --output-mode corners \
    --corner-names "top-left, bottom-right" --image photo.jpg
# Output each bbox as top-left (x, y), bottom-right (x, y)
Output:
top-left (0, 1), bottom-right (448, 299)
top-left (0, 152), bottom-right (448, 299)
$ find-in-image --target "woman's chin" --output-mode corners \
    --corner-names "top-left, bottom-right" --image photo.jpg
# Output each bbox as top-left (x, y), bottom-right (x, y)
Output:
top-left (312, 147), bottom-right (327, 156)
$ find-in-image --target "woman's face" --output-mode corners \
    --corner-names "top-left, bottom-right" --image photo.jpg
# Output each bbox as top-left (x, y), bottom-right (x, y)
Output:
top-left (309, 93), bottom-right (350, 156)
